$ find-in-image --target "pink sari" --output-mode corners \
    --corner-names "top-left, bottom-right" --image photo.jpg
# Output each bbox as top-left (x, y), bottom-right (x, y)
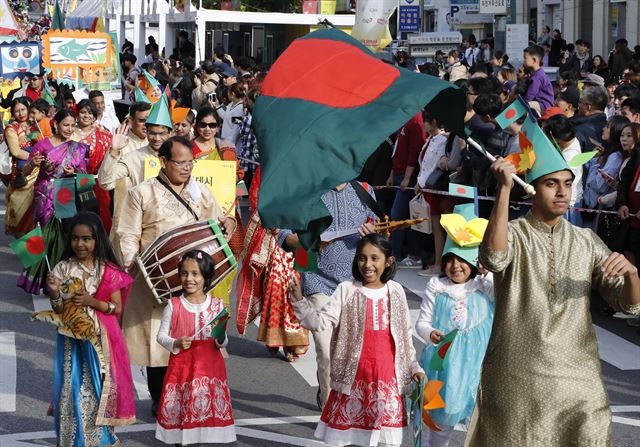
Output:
top-left (94, 263), bottom-right (136, 425)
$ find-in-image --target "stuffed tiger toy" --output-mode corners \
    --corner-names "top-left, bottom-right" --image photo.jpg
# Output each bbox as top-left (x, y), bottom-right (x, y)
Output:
top-left (32, 276), bottom-right (97, 341)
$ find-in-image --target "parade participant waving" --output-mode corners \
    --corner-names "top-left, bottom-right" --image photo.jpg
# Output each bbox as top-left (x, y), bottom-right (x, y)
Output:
top-left (415, 203), bottom-right (494, 446)
top-left (75, 99), bottom-right (113, 232)
top-left (156, 249), bottom-right (236, 445)
top-left (98, 97), bottom-right (171, 260)
top-left (289, 233), bottom-right (424, 447)
top-left (4, 97), bottom-right (39, 236)
top-left (117, 135), bottom-right (235, 417)
top-left (18, 109), bottom-right (88, 294)
top-left (44, 212), bottom-right (135, 446)
top-left (467, 129), bottom-right (640, 445)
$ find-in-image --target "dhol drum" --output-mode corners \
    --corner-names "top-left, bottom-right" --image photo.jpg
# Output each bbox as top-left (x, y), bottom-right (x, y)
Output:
top-left (136, 220), bottom-right (237, 304)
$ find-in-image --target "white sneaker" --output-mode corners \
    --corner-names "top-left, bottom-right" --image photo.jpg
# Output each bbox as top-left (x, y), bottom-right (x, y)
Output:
top-left (398, 257), bottom-right (421, 268)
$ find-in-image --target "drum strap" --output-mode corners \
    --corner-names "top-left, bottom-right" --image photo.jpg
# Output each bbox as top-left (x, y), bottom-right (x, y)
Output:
top-left (156, 176), bottom-right (200, 220)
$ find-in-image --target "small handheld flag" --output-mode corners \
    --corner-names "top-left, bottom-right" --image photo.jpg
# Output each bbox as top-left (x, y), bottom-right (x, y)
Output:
top-left (76, 174), bottom-right (96, 192)
top-left (209, 307), bottom-right (230, 344)
top-left (448, 183), bottom-right (476, 199)
top-left (428, 329), bottom-right (458, 371)
top-left (9, 225), bottom-right (47, 268)
top-left (53, 177), bottom-right (77, 219)
top-left (495, 96), bottom-right (530, 129)
top-left (293, 242), bottom-right (318, 273)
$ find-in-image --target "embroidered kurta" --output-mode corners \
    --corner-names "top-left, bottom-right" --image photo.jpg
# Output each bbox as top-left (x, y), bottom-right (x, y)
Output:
top-left (117, 173), bottom-right (225, 367)
top-left (468, 212), bottom-right (640, 447)
top-left (97, 144), bottom-right (156, 259)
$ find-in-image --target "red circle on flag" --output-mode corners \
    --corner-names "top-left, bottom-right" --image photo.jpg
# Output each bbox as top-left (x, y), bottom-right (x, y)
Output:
top-left (438, 341), bottom-right (452, 358)
top-left (456, 187), bottom-right (467, 194)
top-left (295, 247), bottom-right (309, 268)
top-left (261, 38), bottom-right (400, 108)
top-left (57, 187), bottom-right (72, 205)
top-left (505, 108), bottom-right (517, 119)
top-left (79, 177), bottom-right (89, 187)
top-left (26, 236), bottom-right (45, 255)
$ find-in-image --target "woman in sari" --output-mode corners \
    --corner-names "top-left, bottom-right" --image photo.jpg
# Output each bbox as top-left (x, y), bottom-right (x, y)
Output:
top-left (39, 211), bottom-right (135, 446)
top-left (192, 106), bottom-right (245, 254)
top-left (4, 97), bottom-right (39, 236)
top-left (75, 99), bottom-right (113, 232)
top-left (18, 109), bottom-right (88, 294)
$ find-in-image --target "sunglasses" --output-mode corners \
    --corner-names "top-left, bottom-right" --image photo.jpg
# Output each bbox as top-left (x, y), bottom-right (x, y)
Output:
top-left (198, 122), bottom-right (218, 129)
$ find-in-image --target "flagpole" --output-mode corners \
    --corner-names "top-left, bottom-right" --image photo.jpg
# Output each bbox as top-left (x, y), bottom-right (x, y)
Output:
top-left (466, 137), bottom-right (536, 196)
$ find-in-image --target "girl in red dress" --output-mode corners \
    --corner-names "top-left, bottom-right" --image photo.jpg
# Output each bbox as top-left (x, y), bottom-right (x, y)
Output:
top-left (156, 250), bottom-right (236, 446)
top-left (289, 234), bottom-right (425, 447)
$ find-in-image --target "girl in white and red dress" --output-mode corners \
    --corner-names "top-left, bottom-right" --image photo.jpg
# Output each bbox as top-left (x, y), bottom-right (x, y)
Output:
top-left (289, 233), bottom-right (425, 447)
top-left (156, 249), bottom-right (236, 446)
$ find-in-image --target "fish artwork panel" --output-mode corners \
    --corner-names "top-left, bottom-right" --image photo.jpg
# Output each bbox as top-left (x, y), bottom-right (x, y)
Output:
top-left (0, 42), bottom-right (43, 78)
top-left (42, 30), bottom-right (112, 70)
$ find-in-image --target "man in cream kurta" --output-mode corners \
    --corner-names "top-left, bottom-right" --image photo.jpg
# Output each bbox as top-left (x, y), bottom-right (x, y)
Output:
top-left (117, 136), bottom-right (234, 412)
top-left (467, 159), bottom-right (640, 447)
top-left (98, 104), bottom-right (168, 261)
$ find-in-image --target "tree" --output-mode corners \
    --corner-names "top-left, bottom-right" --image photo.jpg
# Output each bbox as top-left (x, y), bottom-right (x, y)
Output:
top-left (200, 0), bottom-right (302, 13)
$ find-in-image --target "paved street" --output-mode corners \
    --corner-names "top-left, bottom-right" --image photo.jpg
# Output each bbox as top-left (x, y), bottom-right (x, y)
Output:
top-left (0, 193), bottom-right (639, 446)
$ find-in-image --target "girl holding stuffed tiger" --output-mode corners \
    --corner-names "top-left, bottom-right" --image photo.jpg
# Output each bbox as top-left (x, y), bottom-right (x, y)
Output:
top-left (44, 211), bottom-right (136, 446)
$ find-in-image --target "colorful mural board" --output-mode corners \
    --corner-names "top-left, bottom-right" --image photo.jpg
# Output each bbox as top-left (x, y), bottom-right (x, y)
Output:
top-left (0, 41), bottom-right (43, 78)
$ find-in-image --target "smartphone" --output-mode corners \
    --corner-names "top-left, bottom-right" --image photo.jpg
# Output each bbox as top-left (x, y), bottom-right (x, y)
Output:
top-left (598, 169), bottom-right (615, 181)
top-left (588, 137), bottom-right (604, 150)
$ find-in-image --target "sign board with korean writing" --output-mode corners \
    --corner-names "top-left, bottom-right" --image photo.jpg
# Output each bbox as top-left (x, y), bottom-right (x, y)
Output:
top-left (409, 32), bottom-right (462, 45)
top-left (399, 0), bottom-right (420, 32)
top-left (506, 24), bottom-right (528, 65)
top-left (450, 5), bottom-right (494, 24)
top-left (479, 0), bottom-right (507, 14)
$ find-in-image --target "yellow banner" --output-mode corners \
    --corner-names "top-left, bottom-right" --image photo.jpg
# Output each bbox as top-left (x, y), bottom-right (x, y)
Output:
top-left (143, 158), bottom-right (236, 214)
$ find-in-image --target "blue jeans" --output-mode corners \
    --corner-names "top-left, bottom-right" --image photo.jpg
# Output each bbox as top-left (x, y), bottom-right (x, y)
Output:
top-left (390, 173), bottom-right (420, 258)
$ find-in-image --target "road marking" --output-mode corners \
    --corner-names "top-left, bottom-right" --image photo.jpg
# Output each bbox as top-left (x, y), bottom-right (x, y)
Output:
top-left (0, 246), bottom-right (14, 254)
top-left (593, 325), bottom-right (640, 370)
top-left (612, 416), bottom-right (640, 428)
top-left (130, 365), bottom-right (151, 401)
top-left (612, 406), bottom-right (640, 413)
top-left (237, 427), bottom-right (325, 446)
top-left (253, 316), bottom-right (319, 387)
top-left (0, 332), bottom-right (16, 412)
top-left (0, 415), bottom-right (322, 443)
top-left (31, 294), bottom-right (50, 313)
top-left (0, 270), bottom-right (20, 277)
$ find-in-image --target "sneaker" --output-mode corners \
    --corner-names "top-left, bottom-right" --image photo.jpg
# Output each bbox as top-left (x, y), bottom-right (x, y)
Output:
top-left (626, 317), bottom-right (640, 327)
top-left (417, 265), bottom-right (441, 277)
top-left (398, 257), bottom-right (421, 268)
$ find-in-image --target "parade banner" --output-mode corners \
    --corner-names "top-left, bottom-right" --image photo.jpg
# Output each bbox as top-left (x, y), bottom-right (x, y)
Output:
top-left (351, 0), bottom-right (397, 53)
top-left (0, 41), bottom-right (43, 78)
top-left (41, 29), bottom-right (121, 98)
top-left (143, 158), bottom-right (237, 215)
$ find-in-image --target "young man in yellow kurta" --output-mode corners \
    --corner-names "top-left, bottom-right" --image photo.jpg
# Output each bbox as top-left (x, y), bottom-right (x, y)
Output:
top-left (467, 142), bottom-right (640, 446)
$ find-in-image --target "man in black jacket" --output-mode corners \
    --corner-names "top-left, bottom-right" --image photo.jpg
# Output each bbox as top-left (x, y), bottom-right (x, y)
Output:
top-left (572, 85), bottom-right (608, 152)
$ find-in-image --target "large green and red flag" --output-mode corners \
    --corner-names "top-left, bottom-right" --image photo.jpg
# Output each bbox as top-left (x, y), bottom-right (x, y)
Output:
top-left (53, 177), bottom-right (77, 219)
top-left (9, 225), bottom-right (46, 267)
top-left (253, 28), bottom-right (466, 249)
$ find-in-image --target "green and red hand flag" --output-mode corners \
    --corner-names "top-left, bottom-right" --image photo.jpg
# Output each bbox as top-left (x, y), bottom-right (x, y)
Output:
top-left (53, 177), bottom-right (77, 219)
top-left (495, 96), bottom-right (530, 129)
top-left (9, 225), bottom-right (46, 268)
top-left (428, 329), bottom-right (458, 371)
top-left (76, 174), bottom-right (96, 192)
top-left (293, 242), bottom-right (318, 273)
top-left (253, 28), bottom-right (466, 249)
top-left (209, 307), bottom-right (230, 344)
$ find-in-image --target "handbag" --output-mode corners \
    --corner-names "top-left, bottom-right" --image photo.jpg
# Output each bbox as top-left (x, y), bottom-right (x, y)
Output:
top-left (409, 194), bottom-right (432, 234)
top-left (0, 140), bottom-right (12, 176)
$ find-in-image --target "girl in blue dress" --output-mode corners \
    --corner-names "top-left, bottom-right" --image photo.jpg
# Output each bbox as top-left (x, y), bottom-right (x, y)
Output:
top-left (415, 203), bottom-right (495, 447)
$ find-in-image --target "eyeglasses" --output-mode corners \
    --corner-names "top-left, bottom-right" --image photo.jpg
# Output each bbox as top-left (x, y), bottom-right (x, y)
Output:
top-left (198, 121), bottom-right (218, 129)
top-left (168, 159), bottom-right (196, 168)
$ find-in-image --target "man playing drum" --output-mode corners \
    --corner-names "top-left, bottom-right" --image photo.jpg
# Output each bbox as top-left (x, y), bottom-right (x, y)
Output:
top-left (118, 135), bottom-right (236, 416)
top-left (98, 99), bottom-right (169, 261)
